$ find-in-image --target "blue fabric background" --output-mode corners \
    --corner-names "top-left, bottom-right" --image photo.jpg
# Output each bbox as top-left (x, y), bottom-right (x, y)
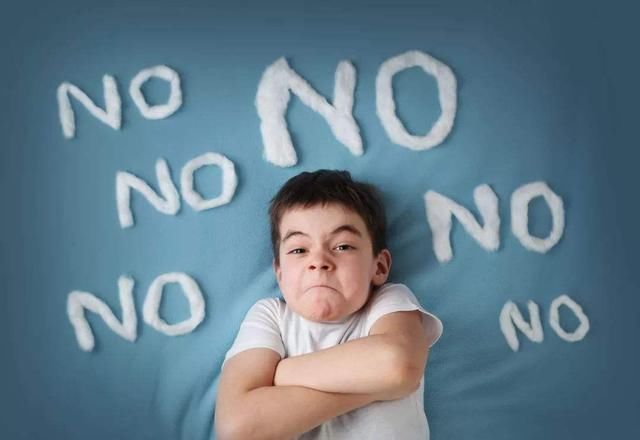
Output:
top-left (2, 0), bottom-right (639, 438)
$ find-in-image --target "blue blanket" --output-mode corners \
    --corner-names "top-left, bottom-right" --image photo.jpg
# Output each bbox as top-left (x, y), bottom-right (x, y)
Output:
top-left (2, 0), bottom-right (638, 439)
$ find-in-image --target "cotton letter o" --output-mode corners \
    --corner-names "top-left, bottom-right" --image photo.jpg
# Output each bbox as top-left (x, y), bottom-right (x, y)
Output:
top-left (129, 65), bottom-right (182, 119)
top-left (142, 272), bottom-right (205, 336)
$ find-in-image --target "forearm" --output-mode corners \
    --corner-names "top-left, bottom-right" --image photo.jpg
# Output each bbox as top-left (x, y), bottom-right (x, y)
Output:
top-left (274, 334), bottom-right (417, 395)
top-left (217, 385), bottom-right (376, 440)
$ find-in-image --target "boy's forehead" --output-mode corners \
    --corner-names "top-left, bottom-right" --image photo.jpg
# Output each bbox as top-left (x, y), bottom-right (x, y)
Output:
top-left (279, 203), bottom-right (367, 233)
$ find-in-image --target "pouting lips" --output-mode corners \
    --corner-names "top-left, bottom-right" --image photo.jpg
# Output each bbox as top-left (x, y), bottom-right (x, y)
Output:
top-left (304, 285), bottom-right (338, 294)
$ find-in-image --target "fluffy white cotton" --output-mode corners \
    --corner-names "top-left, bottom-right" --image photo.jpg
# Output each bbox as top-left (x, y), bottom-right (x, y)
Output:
top-left (424, 184), bottom-right (500, 263)
top-left (376, 50), bottom-right (457, 150)
top-left (499, 300), bottom-right (544, 352)
top-left (57, 75), bottom-right (122, 139)
top-left (549, 294), bottom-right (590, 342)
top-left (142, 272), bottom-right (205, 336)
top-left (116, 158), bottom-right (180, 228)
top-left (256, 57), bottom-right (362, 167)
top-left (511, 181), bottom-right (564, 253)
top-left (180, 152), bottom-right (237, 211)
top-left (129, 65), bottom-right (182, 120)
top-left (67, 276), bottom-right (137, 352)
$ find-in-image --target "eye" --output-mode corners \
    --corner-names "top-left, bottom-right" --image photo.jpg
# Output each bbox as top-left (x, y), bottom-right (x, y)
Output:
top-left (334, 244), bottom-right (354, 251)
top-left (288, 248), bottom-right (306, 255)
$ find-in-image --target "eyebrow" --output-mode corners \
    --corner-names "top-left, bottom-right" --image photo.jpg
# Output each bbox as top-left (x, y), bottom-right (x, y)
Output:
top-left (281, 224), bottom-right (363, 244)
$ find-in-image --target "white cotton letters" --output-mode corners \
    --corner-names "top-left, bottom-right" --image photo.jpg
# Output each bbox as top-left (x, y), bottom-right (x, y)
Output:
top-left (59, 54), bottom-right (459, 166)
top-left (511, 181), bottom-right (565, 253)
top-left (116, 152), bottom-right (237, 228)
top-left (500, 295), bottom-right (590, 352)
top-left (67, 276), bottom-right (137, 352)
top-left (58, 65), bottom-right (182, 139)
top-left (499, 300), bottom-right (544, 352)
top-left (67, 273), bottom-right (205, 352)
top-left (256, 58), bottom-right (362, 167)
top-left (180, 152), bottom-right (237, 211)
top-left (142, 272), bottom-right (205, 336)
top-left (129, 65), bottom-right (182, 120)
top-left (254, 51), bottom-right (458, 166)
top-left (57, 75), bottom-right (122, 139)
top-left (425, 181), bottom-right (565, 262)
top-left (549, 294), bottom-right (590, 342)
top-left (116, 158), bottom-right (181, 228)
top-left (376, 50), bottom-right (457, 150)
top-left (424, 184), bottom-right (500, 263)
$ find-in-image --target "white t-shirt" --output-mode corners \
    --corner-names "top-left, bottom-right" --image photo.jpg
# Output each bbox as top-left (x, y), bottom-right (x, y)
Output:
top-left (222, 283), bottom-right (444, 440)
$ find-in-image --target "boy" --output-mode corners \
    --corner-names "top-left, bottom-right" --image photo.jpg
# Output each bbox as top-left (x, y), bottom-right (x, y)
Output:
top-left (215, 170), bottom-right (443, 440)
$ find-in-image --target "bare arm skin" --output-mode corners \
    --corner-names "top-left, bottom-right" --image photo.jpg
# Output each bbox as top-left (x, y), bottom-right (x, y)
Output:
top-left (273, 310), bottom-right (430, 394)
top-left (215, 348), bottom-right (379, 440)
top-left (215, 311), bottom-right (429, 440)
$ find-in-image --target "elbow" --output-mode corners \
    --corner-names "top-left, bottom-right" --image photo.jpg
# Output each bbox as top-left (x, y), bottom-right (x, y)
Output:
top-left (215, 416), bottom-right (251, 440)
top-left (386, 344), bottom-right (424, 393)
top-left (216, 412), bottom-right (272, 440)
top-left (214, 414), bottom-right (239, 440)
top-left (390, 359), bottom-right (422, 394)
top-left (215, 406), bottom-right (252, 440)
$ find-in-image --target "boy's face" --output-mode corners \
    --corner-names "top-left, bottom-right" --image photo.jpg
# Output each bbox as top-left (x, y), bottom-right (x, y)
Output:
top-left (274, 203), bottom-right (391, 323)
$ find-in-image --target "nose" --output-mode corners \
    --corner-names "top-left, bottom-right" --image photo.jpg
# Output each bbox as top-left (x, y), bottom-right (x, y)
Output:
top-left (307, 249), bottom-right (334, 271)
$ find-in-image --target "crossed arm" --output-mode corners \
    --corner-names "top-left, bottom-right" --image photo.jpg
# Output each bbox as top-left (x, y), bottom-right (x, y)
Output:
top-left (214, 310), bottom-right (430, 440)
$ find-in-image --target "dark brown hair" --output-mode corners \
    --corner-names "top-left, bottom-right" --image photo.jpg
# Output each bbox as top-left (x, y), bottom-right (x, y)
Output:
top-left (269, 170), bottom-right (387, 264)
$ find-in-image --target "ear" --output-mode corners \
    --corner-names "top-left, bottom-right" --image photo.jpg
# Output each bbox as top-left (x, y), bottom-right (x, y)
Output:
top-left (372, 249), bottom-right (392, 286)
top-left (273, 258), bottom-right (282, 283)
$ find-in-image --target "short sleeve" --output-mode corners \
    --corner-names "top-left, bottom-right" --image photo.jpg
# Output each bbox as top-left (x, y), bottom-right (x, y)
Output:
top-left (222, 298), bottom-right (286, 368)
top-left (364, 283), bottom-right (444, 348)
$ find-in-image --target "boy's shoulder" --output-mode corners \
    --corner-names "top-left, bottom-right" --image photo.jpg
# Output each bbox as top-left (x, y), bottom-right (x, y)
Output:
top-left (242, 296), bottom-right (287, 323)
top-left (251, 296), bottom-right (287, 310)
top-left (368, 282), bottom-right (412, 303)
